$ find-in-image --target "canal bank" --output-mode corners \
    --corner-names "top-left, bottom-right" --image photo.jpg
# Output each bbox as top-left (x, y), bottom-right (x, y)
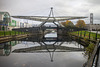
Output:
top-left (0, 31), bottom-right (98, 67)
top-left (0, 32), bottom-right (87, 67)
top-left (0, 34), bottom-right (29, 43)
top-left (68, 31), bottom-right (100, 67)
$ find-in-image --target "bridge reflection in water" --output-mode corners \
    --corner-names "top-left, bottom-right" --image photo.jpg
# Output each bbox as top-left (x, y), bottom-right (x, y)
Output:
top-left (0, 32), bottom-right (85, 62)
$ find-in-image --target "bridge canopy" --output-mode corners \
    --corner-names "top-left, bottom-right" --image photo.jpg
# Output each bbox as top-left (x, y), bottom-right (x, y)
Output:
top-left (11, 16), bottom-right (87, 22)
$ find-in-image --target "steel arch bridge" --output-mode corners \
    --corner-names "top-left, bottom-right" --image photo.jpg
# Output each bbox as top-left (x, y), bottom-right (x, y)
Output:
top-left (12, 7), bottom-right (87, 27)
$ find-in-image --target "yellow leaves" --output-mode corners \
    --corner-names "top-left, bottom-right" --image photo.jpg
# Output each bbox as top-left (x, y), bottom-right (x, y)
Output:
top-left (66, 20), bottom-right (74, 26)
top-left (61, 20), bottom-right (86, 28)
top-left (61, 20), bottom-right (74, 27)
top-left (61, 22), bottom-right (66, 26)
top-left (76, 20), bottom-right (86, 28)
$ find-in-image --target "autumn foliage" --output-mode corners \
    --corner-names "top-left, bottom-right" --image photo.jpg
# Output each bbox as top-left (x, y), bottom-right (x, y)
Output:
top-left (61, 20), bottom-right (74, 27)
top-left (76, 20), bottom-right (86, 28)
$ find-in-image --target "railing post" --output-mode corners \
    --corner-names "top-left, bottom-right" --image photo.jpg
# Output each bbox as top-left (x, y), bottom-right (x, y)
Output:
top-left (9, 31), bottom-right (11, 36)
top-left (89, 31), bottom-right (91, 39)
top-left (15, 31), bottom-right (16, 36)
top-left (81, 30), bottom-right (82, 37)
top-left (24, 31), bottom-right (25, 34)
top-left (4, 31), bottom-right (5, 36)
top-left (84, 31), bottom-right (86, 37)
top-left (80, 30), bottom-right (82, 37)
top-left (21, 31), bottom-right (22, 35)
top-left (95, 30), bottom-right (98, 40)
top-left (18, 31), bottom-right (19, 35)
top-left (78, 30), bottom-right (79, 37)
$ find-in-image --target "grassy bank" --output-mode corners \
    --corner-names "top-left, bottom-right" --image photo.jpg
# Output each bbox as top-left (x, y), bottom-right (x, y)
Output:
top-left (71, 31), bottom-right (100, 59)
top-left (0, 31), bottom-right (27, 36)
top-left (71, 31), bottom-right (100, 40)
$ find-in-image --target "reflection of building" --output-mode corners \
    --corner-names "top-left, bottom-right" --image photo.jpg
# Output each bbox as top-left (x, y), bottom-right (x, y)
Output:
top-left (0, 49), bottom-right (5, 55)
top-left (0, 12), bottom-right (11, 31)
top-left (0, 43), bottom-right (11, 56)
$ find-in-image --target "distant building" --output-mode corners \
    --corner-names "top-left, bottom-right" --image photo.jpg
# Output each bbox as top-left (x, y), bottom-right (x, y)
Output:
top-left (8, 20), bottom-right (21, 30)
top-left (0, 12), bottom-right (33, 31)
top-left (90, 13), bottom-right (93, 24)
top-left (8, 19), bottom-right (32, 30)
top-left (85, 24), bottom-right (100, 31)
top-left (85, 13), bottom-right (100, 31)
top-left (0, 12), bottom-right (11, 31)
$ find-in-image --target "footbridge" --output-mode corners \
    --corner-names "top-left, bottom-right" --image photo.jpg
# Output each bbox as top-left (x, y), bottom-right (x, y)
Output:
top-left (12, 7), bottom-right (87, 27)
top-left (12, 7), bottom-right (87, 35)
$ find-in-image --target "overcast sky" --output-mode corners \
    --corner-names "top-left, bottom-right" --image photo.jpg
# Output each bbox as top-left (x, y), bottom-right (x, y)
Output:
top-left (0, 0), bottom-right (100, 24)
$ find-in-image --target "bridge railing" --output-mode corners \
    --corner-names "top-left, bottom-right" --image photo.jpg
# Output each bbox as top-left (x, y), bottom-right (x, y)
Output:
top-left (85, 39), bottom-right (100, 67)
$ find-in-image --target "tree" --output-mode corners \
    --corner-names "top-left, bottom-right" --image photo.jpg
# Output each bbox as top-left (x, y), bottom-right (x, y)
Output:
top-left (61, 22), bottom-right (66, 26)
top-left (76, 20), bottom-right (86, 28)
top-left (61, 20), bottom-right (74, 27)
top-left (65, 20), bottom-right (74, 27)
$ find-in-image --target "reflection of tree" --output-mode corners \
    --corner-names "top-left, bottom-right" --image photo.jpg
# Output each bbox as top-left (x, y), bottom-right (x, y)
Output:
top-left (4, 44), bottom-right (12, 56)
top-left (0, 43), bottom-right (11, 56)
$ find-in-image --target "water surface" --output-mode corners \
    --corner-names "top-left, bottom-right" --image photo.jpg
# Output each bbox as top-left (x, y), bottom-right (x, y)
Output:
top-left (0, 32), bottom-right (87, 67)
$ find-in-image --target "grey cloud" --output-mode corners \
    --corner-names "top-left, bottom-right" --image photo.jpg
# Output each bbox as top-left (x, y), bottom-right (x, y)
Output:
top-left (87, 0), bottom-right (100, 4)
top-left (0, 0), bottom-right (100, 23)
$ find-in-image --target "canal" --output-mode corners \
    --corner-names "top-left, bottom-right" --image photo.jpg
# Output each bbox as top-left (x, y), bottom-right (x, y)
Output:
top-left (0, 32), bottom-right (87, 67)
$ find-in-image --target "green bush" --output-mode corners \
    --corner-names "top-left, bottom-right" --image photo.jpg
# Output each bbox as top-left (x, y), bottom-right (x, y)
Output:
top-left (85, 42), bottom-right (95, 59)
